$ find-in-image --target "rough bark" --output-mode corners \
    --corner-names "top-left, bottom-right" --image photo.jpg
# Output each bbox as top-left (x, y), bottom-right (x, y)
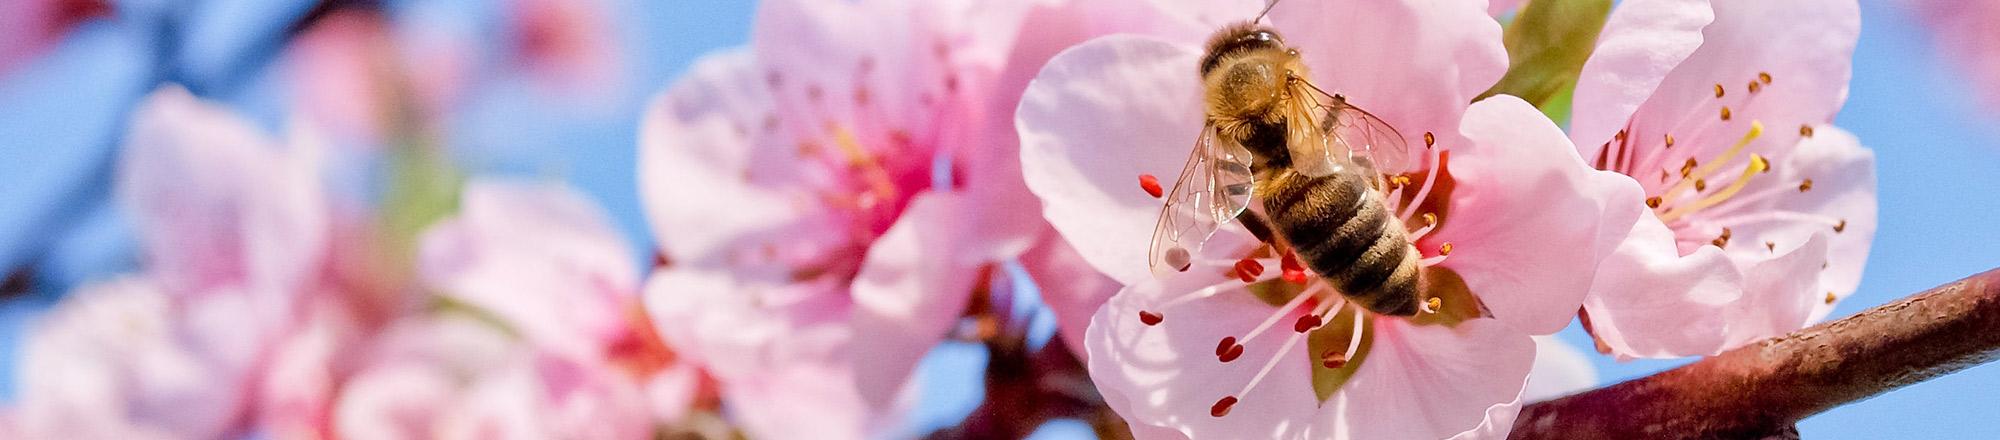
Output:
top-left (1510, 269), bottom-right (2000, 439)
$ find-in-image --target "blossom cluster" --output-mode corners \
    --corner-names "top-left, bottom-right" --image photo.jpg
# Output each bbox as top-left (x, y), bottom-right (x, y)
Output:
top-left (1, 0), bottom-right (1883, 439)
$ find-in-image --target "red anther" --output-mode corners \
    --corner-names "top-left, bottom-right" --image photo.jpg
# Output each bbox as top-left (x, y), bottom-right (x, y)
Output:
top-left (1215, 336), bottom-right (1244, 363)
top-left (1233, 258), bottom-right (1265, 283)
top-left (1138, 310), bottom-right (1164, 326)
top-left (1211, 396), bottom-right (1239, 417)
top-left (1281, 249), bottom-right (1305, 273)
top-left (1138, 174), bottom-right (1164, 198)
top-left (1293, 314), bottom-right (1322, 333)
top-left (1282, 269), bottom-right (1307, 284)
top-left (1322, 351), bottom-right (1349, 369)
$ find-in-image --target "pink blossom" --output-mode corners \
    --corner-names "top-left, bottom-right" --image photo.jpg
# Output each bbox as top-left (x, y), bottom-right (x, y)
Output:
top-left (416, 179), bottom-right (698, 424)
top-left (1017, 2), bottom-right (1643, 435)
top-left (637, 0), bottom-right (1065, 435)
top-left (1910, 0), bottom-right (2000, 116)
top-left (11, 85), bottom-right (342, 438)
top-left (0, 0), bottom-right (107, 73)
top-left (10, 278), bottom-right (259, 439)
top-left (283, 10), bottom-right (470, 148)
top-left (1570, 0), bottom-right (1876, 359)
top-left (331, 317), bottom-right (653, 440)
top-left (505, 0), bottom-right (624, 95)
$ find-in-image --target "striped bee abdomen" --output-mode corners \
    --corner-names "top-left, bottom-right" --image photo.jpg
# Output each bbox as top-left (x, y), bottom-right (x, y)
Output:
top-left (1260, 170), bottom-right (1421, 316)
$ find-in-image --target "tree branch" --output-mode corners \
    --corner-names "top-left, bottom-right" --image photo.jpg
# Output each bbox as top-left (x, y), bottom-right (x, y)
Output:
top-left (1511, 268), bottom-right (2000, 439)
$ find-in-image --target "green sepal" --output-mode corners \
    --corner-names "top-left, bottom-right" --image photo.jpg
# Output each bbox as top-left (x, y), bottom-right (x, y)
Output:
top-left (1478, 0), bottom-right (1610, 118)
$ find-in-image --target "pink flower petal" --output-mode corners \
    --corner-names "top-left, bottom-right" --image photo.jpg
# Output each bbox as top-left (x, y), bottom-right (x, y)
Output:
top-left (1568, 0), bottom-right (1713, 152)
top-left (418, 179), bottom-right (637, 360)
top-left (1779, 126), bottom-right (1874, 322)
top-left (849, 192), bottom-right (988, 408)
top-left (638, 50), bottom-right (836, 265)
top-left (1084, 270), bottom-right (1321, 438)
top-left (1271, 0), bottom-right (1508, 157)
top-left (1581, 216), bottom-right (1741, 358)
top-left (1019, 228), bottom-right (1123, 359)
top-left (1718, 232), bottom-right (1827, 348)
top-left (118, 86), bottom-right (329, 315)
top-left (1522, 335), bottom-right (1598, 402)
top-left (1315, 318), bottom-right (1533, 439)
top-left (1431, 96), bottom-right (1646, 334)
top-left (1018, 35), bottom-right (1207, 285)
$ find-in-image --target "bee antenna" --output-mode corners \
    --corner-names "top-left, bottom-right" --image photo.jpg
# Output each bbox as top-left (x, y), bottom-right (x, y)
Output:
top-left (1254, 0), bottom-right (1280, 23)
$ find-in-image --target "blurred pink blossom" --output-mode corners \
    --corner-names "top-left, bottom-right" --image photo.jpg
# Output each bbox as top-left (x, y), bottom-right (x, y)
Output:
top-left (12, 85), bottom-right (335, 439)
top-left (1569, 0), bottom-right (1876, 359)
top-left (637, 0), bottom-right (1050, 436)
top-left (506, 0), bottom-right (624, 96)
top-left (285, 9), bottom-right (470, 148)
top-left (0, 0), bottom-right (107, 73)
top-left (1017, 0), bottom-right (1644, 435)
top-left (1910, 0), bottom-right (2000, 116)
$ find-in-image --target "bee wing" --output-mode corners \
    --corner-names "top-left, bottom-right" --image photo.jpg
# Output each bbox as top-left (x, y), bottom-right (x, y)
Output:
top-left (1285, 80), bottom-right (1413, 177)
top-left (1149, 123), bottom-right (1256, 275)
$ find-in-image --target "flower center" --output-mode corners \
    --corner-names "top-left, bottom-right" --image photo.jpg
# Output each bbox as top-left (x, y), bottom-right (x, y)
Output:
top-left (1591, 72), bottom-right (1846, 251)
top-left (1135, 132), bottom-right (1464, 416)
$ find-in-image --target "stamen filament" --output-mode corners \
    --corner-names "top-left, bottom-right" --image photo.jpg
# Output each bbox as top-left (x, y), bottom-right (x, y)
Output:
top-left (1232, 323), bottom-right (1308, 403)
top-left (1658, 153), bottom-right (1769, 223)
top-left (1399, 147), bottom-right (1446, 221)
top-left (1240, 283), bottom-right (1326, 345)
top-left (1341, 302), bottom-right (1365, 362)
top-left (1655, 121), bottom-right (1764, 205)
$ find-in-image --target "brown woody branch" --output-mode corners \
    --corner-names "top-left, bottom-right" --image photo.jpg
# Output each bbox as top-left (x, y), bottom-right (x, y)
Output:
top-left (1510, 268), bottom-right (2000, 439)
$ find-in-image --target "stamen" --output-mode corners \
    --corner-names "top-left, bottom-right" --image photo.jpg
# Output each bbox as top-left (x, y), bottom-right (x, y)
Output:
top-left (1799, 179), bottom-right (1814, 192)
top-left (1341, 302), bottom-right (1364, 362)
top-left (1424, 131), bottom-right (1436, 148)
top-left (1694, 179), bottom-right (1708, 192)
top-left (1664, 134), bottom-right (1676, 149)
top-left (1834, 219), bottom-right (1848, 233)
top-left (1398, 147), bottom-right (1446, 220)
top-left (1800, 125), bottom-right (1815, 138)
top-left (1765, 241), bottom-right (1776, 252)
top-left (1293, 313), bottom-right (1322, 333)
top-left (1439, 242), bottom-right (1454, 256)
top-left (1211, 396), bottom-right (1238, 417)
top-left (1421, 297), bottom-right (1442, 314)
top-left (1234, 258), bottom-right (1267, 283)
top-left (1238, 283), bottom-right (1325, 346)
top-left (1646, 197), bottom-right (1663, 208)
top-left (1710, 227), bottom-right (1733, 249)
top-left (1138, 310), bottom-right (1164, 326)
top-left (1656, 121), bottom-right (1766, 208)
top-left (1747, 80), bottom-right (1763, 94)
top-left (1321, 350), bottom-right (1349, 369)
top-left (1758, 72), bottom-right (1773, 84)
top-left (1139, 173), bottom-right (1163, 198)
top-left (1658, 154), bottom-right (1770, 223)
top-left (1720, 106), bottom-right (1733, 121)
top-left (1824, 292), bottom-right (1838, 304)
top-left (1227, 321), bottom-right (1309, 413)
top-left (1713, 83), bottom-right (1725, 98)
top-left (1216, 336), bottom-right (1244, 363)
top-left (1280, 250), bottom-right (1308, 284)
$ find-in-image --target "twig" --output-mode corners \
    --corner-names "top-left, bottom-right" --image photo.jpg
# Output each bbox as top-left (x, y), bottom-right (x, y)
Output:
top-left (1511, 268), bottom-right (2000, 439)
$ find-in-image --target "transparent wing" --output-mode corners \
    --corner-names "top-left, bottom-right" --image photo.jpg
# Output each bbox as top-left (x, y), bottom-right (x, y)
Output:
top-left (1285, 80), bottom-right (1413, 177)
top-left (1148, 123), bottom-right (1255, 275)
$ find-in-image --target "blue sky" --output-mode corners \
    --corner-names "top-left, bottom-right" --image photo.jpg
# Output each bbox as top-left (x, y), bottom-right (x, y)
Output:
top-left (2, 0), bottom-right (1996, 438)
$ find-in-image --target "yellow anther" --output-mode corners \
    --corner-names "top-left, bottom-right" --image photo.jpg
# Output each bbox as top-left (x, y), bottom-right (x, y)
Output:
top-left (1714, 83), bottom-right (1726, 98)
top-left (1659, 121), bottom-right (1765, 206)
top-left (1439, 242), bottom-right (1454, 256)
top-left (1758, 72), bottom-right (1773, 84)
top-left (1422, 212), bottom-right (1437, 226)
top-left (1800, 125), bottom-right (1815, 138)
top-left (1424, 297), bottom-right (1443, 313)
top-left (1720, 106), bottom-right (1733, 121)
top-left (1824, 291), bottom-right (1838, 304)
top-left (1424, 132), bottom-right (1436, 148)
top-left (1747, 80), bottom-right (1763, 94)
top-left (1645, 197), bottom-right (1662, 208)
top-left (1664, 134), bottom-right (1675, 149)
top-left (1799, 179), bottom-right (1814, 192)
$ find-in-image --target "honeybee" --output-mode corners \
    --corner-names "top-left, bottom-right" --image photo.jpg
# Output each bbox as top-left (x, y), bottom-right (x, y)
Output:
top-left (1149, 15), bottom-right (1422, 316)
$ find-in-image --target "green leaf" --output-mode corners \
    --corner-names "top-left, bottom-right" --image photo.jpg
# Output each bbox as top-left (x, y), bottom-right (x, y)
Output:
top-left (1478, 0), bottom-right (1611, 115)
top-left (381, 142), bottom-right (464, 269)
